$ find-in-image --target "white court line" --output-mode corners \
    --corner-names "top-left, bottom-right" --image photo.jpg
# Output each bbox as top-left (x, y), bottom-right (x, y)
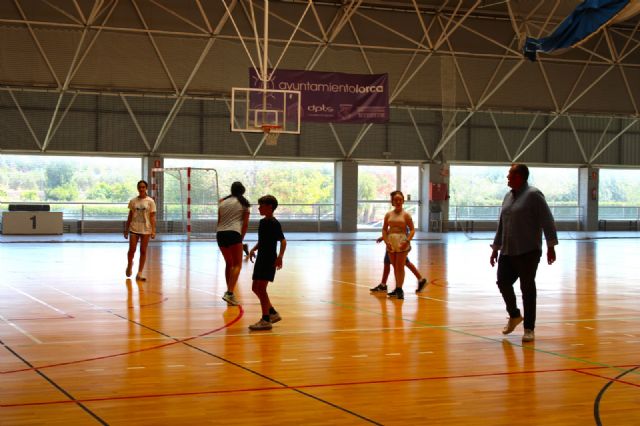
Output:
top-left (168, 364), bottom-right (184, 368)
top-left (4, 284), bottom-right (71, 317)
top-left (316, 356), bottom-right (334, 360)
top-left (127, 366), bottom-right (145, 370)
top-left (352, 354), bottom-right (368, 358)
top-left (0, 314), bottom-right (43, 344)
top-left (385, 353), bottom-right (401, 356)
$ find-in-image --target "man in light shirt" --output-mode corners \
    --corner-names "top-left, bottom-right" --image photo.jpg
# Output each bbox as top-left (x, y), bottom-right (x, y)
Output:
top-left (490, 164), bottom-right (558, 343)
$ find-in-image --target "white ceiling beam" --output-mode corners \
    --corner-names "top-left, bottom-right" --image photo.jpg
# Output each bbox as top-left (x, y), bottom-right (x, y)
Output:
top-left (590, 119), bottom-right (639, 163)
top-left (7, 88), bottom-right (43, 150)
top-left (131, 0), bottom-right (179, 94)
top-left (120, 94), bottom-right (152, 151)
top-left (14, 0), bottom-right (62, 87)
top-left (489, 111), bottom-right (512, 161)
top-left (566, 116), bottom-right (589, 163)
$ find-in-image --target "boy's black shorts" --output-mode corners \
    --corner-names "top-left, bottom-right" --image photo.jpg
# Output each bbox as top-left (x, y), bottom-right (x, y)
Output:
top-left (252, 256), bottom-right (276, 282)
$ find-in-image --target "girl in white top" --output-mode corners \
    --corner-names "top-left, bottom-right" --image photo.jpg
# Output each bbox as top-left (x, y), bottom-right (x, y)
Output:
top-left (381, 190), bottom-right (415, 300)
top-left (216, 181), bottom-right (250, 306)
top-left (125, 180), bottom-right (156, 281)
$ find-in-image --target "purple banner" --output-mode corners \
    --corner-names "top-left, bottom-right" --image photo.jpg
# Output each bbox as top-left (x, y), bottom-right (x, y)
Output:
top-left (249, 69), bottom-right (389, 123)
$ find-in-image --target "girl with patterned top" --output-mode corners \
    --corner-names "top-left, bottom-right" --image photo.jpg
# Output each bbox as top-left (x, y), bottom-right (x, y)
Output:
top-left (216, 181), bottom-right (250, 306)
top-left (125, 180), bottom-right (156, 281)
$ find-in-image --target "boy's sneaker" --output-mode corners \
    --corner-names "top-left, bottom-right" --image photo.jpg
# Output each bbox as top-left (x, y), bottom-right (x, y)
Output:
top-left (269, 312), bottom-right (282, 324)
top-left (387, 287), bottom-right (398, 297)
top-left (502, 316), bottom-right (523, 335)
top-left (370, 283), bottom-right (387, 292)
top-left (249, 319), bottom-right (272, 330)
top-left (395, 288), bottom-right (404, 300)
top-left (522, 329), bottom-right (535, 342)
top-left (416, 278), bottom-right (428, 293)
top-left (222, 292), bottom-right (239, 306)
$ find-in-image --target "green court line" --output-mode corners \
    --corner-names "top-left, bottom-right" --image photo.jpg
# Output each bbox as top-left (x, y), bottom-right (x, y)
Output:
top-left (318, 292), bottom-right (640, 377)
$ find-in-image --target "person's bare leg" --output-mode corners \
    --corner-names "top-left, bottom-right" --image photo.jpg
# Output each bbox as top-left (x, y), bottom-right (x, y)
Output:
top-left (406, 261), bottom-right (423, 281)
top-left (391, 252), bottom-right (408, 289)
top-left (252, 279), bottom-right (271, 315)
top-left (220, 244), bottom-right (243, 293)
top-left (126, 234), bottom-right (139, 277)
top-left (136, 234), bottom-right (151, 280)
top-left (381, 262), bottom-right (391, 285)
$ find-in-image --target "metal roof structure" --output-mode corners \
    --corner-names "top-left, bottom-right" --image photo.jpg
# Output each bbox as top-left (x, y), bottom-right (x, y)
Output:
top-left (1, 1), bottom-right (640, 164)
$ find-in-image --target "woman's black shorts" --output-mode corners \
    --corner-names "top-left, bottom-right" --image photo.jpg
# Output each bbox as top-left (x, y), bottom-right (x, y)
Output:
top-left (216, 231), bottom-right (242, 248)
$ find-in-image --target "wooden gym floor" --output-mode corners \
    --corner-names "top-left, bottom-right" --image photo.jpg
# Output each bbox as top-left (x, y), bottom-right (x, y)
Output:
top-left (1, 232), bottom-right (639, 425)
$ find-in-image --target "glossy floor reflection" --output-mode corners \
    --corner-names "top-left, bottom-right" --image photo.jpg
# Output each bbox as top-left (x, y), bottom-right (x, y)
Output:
top-left (1, 233), bottom-right (639, 425)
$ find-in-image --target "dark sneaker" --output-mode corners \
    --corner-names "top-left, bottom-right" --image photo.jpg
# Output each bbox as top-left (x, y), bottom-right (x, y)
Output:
top-left (370, 283), bottom-right (388, 292)
top-left (416, 278), bottom-right (428, 293)
top-left (249, 319), bottom-right (272, 330)
top-left (502, 316), bottom-right (523, 335)
top-left (269, 312), bottom-right (282, 324)
top-left (387, 288), bottom-right (399, 298)
top-left (395, 288), bottom-right (404, 300)
top-left (242, 243), bottom-right (249, 256)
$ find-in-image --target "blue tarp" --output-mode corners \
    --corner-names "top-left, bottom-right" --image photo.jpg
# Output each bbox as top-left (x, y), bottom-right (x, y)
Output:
top-left (523, 0), bottom-right (630, 61)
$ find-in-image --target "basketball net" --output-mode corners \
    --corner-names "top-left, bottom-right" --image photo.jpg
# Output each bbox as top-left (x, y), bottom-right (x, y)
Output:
top-left (262, 124), bottom-right (281, 146)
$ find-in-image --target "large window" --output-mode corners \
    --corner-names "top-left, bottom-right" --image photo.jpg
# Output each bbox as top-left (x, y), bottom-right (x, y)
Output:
top-left (164, 159), bottom-right (334, 221)
top-left (599, 169), bottom-right (640, 220)
top-left (357, 164), bottom-right (420, 229)
top-left (449, 165), bottom-right (578, 221)
top-left (0, 154), bottom-right (141, 219)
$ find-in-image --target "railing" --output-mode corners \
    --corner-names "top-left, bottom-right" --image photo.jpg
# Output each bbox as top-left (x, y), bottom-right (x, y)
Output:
top-left (0, 201), bottom-right (336, 232)
top-left (357, 200), bottom-right (420, 229)
top-left (450, 205), bottom-right (583, 231)
top-left (598, 206), bottom-right (640, 220)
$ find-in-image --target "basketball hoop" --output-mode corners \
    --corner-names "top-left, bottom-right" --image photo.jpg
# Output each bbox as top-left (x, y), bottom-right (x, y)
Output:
top-left (262, 124), bottom-right (282, 146)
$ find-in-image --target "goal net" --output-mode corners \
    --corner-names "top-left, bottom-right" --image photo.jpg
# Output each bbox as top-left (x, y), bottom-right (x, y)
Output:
top-left (151, 167), bottom-right (219, 240)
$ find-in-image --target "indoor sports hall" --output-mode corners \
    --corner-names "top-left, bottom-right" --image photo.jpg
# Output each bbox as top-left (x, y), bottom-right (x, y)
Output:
top-left (1, 1), bottom-right (639, 425)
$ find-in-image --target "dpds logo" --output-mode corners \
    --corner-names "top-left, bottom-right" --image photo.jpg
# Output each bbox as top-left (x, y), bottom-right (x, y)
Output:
top-left (308, 104), bottom-right (334, 113)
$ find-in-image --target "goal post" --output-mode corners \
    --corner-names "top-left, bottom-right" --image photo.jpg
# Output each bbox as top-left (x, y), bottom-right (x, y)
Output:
top-left (150, 167), bottom-right (219, 240)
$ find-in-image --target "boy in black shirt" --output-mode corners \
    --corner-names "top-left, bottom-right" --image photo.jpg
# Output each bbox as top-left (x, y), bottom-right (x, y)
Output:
top-left (248, 195), bottom-right (287, 330)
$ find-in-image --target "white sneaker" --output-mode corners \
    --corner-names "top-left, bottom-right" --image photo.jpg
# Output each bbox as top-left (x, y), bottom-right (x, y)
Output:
top-left (502, 316), bottom-right (523, 335)
top-left (522, 329), bottom-right (535, 342)
top-left (249, 319), bottom-right (272, 330)
top-left (222, 292), bottom-right (239, 306)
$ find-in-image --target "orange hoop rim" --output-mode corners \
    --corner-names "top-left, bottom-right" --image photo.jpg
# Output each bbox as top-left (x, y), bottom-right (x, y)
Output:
top-left (261, 124), bottom-right (282, 133)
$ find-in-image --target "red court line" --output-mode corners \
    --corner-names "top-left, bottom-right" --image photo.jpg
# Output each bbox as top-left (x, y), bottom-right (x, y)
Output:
top-left (1, 305), bottom-right (244, 375)
top-left (574, 369), bottom-right (640, 388)
top-left (3, 363), bottom-right (638, 408)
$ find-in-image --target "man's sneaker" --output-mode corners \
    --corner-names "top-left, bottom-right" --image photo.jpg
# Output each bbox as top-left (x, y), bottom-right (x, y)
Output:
top-left (242, 243), bottom-right (249, 256)
top-left (395, 288), bottom-right (404, 300)
top-left (522, 329), bottom-right (535, 342)
top-left (222, 292), bottom-right (239, 306)
top-left (249, 319), bottom-right (272, 331)
top-left (416, 278), bottom-right (428, 293)
top-left (269, 312), bottom-right (282, 324)
top-left (387, 287), bottom-right (398, 298)
top-left (502, 316), bottom-right (523, 335)
top-left (370, 283), bottom-right (388, 292)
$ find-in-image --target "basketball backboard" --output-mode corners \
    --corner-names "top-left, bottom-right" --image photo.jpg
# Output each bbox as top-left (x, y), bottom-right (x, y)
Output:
top-left (231, 87), bottom-right (301, 134)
